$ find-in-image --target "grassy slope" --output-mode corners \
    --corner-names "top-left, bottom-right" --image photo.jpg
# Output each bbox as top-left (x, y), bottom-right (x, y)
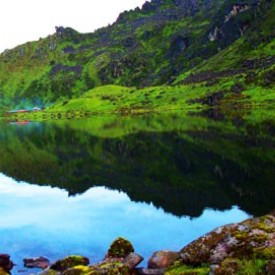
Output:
top-left (26, 0), bottom-right (275, 115)
top-left (1, 0), bottom-right (274, 114)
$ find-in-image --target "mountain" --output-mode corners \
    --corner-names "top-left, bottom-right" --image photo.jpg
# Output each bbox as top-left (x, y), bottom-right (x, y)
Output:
top-left (0, 0), bottom-right (274, 111)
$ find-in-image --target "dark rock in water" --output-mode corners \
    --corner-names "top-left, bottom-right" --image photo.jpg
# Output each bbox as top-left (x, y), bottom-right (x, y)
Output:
top-left (136, 268), bottom-right (165, 275)
top-left (180, 212), bottom-right (275, 265)
top-left (106, 237), bottom-right (134, 259)
top-left (50, 256), bottom-right (89, 272)
top-left (23, 256), bottom-right (50, 269)
top-left (123, 252), bottom-right (143, 269)
top-left (0, 254), bottom-right (14, 273)
top-left (148, 251), bottom-right (179, 269)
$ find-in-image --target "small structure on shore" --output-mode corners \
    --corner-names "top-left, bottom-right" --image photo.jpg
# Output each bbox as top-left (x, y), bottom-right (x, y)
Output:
top-left (5, 107), bottom-right (42, 116)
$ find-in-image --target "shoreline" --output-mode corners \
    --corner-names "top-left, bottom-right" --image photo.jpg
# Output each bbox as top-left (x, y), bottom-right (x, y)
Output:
top-left (1, 211), bottom-right (274, 275)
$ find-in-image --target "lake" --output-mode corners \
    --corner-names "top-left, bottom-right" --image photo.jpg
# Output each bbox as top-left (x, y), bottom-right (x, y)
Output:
top-left (0, 110), bottom-right (274, 274)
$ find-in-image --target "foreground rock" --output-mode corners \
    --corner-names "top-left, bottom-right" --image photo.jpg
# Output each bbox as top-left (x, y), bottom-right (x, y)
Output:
top-left (50, 255), bottom-right (90, 272)
top-left (105, 237), bottom-right (134, 259)
top-left (0, 255), bottom-right (14, 274)
top-left (180, 212), bottom-right (275, 265)
top-left (40, 237), bottom-right (142, 275)
top-left (24, 256), bottom-right (50, 269)
top-left (166, 211), bottom-right (275, 274)
top-left (2, 212), bottom-right (275, 274)
top-left (123, 252), bottom-right (144, 269)
top-left (148, 251), bottom-right (179, 269)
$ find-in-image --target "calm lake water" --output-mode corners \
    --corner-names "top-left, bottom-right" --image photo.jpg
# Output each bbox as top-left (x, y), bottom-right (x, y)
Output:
top-left (0, 111), bottom-right (274, 274)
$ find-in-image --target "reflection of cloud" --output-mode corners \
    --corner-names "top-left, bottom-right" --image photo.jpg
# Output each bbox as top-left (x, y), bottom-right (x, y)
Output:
top-left (0, 172), bottom-right (250, 274)
top-left (0, 173), bottom-right (63, 197)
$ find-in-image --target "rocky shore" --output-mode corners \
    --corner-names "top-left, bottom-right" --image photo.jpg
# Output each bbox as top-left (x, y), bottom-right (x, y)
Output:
top-left (1, 211), bottom-right (274, 275)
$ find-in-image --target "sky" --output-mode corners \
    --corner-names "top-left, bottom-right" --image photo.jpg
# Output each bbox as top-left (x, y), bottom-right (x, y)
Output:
top-left (0, 0), bottom-right (146, 53)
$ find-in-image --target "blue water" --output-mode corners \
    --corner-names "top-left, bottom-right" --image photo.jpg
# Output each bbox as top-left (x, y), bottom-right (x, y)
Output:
top-left (0, 173), bottom-right (249, 274)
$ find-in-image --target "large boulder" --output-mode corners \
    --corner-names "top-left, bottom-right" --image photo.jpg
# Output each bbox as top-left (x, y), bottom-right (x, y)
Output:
top-left (180, 212), bottom-right (275, 265)
top-left (148, 251), bottom-right (179, 269)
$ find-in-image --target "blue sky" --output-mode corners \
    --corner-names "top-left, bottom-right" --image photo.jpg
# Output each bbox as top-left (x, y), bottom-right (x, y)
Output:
top-left (0, 0), bottom-right (146, 53)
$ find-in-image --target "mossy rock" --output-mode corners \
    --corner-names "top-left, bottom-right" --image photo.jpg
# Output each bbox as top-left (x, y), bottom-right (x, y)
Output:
top-left (214, 258), bottom-right (242, 275)
top-left (253, 247), bottom-right (275, 260)
top-left (50, 255), bottom-right (89, 271)
top-left (63, 263), bottom-right (131, 275)
top-left (215, 258), bottom-right (268, 275)
top-left (63, 265), bottom-right (94, 275)
top-left (0, 268), bottom-right (8, 275)
top-left (96, 262), bottom-right (131, 275)
top-left (107, 237), bottom-right (134, 258)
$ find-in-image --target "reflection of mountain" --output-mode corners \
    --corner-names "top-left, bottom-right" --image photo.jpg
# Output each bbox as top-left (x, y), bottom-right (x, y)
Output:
top-left (0, 113), bottom-right (274, 218)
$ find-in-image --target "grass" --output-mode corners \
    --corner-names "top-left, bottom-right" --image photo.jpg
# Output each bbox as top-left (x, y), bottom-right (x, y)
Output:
top-left (165, 264), bottom-right (210, 275)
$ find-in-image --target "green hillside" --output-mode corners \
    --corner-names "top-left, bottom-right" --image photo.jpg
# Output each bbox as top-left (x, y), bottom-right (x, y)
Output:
top-left (0, 0), bottom-right (274, 112)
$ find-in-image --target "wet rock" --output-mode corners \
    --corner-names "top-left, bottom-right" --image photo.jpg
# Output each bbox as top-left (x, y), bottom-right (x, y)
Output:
top-left (148, 251), bottom-right (179, 269)
top-left (0, 254), bottom-right (14, 273)
top-left (106, 237), bottom-right (134, 259)
top-left (23, 256), bottom-right (50, 269)
top-left (136, 268), bottom-right (164, 275)
top-left (180, 213), bottom-right (275, 265)
top-left (50, 255), bottom-right (89, 272)
top-left (123, 252), bottom-right (143, 269)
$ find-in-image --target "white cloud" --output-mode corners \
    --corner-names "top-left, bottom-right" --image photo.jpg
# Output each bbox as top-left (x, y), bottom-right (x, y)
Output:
top-left (0, 0), bottom-right (146, 53)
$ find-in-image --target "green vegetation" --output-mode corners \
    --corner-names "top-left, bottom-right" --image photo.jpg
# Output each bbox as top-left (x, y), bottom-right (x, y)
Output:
top-left (51, 255), bottom-right (89, 271)
top-left (165, 263), bottom-right (210, 274)
top-left (162, 257), bottom-right (270, 274)
top-left (0, 0), bottom-right (274, 113)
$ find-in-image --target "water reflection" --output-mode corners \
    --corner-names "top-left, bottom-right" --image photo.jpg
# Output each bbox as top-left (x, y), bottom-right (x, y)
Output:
top-left (0, 112), bottom-right (274, 218)
top-left (0, 173), bottom-right (249, 274)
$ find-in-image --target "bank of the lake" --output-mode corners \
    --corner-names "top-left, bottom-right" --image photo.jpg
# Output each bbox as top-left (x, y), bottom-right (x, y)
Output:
top-left (1, 211), bottom-right (274, 275)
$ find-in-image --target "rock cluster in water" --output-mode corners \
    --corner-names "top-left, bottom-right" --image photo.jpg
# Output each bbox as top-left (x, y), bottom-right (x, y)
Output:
top-left (1, 211), bottom-right (274, 274)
